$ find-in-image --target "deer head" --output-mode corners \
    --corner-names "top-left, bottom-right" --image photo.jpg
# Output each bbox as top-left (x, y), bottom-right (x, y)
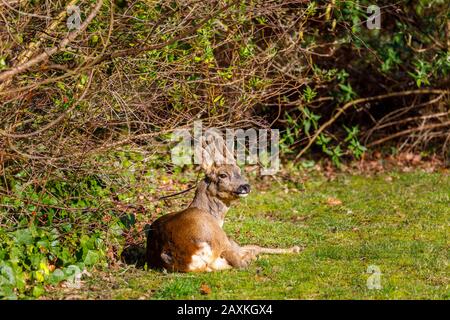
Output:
top-left (189, 130), bottom-right (250, 224)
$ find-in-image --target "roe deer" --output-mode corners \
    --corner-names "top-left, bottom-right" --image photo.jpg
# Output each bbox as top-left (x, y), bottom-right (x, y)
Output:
top-left (146, 135), bottom-right (300, 272)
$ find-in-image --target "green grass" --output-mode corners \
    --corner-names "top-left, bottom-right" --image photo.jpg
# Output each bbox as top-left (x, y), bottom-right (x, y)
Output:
top-left (45, 171), bottom-right (449, 300)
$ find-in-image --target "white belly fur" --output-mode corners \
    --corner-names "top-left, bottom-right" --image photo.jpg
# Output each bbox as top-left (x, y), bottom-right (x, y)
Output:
top-left (188, 242), bottom-right (231, 272)
top-left (208, 257), bottom-right (231, 271)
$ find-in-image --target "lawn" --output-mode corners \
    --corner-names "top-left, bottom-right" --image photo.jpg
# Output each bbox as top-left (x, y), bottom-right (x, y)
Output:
top-left (44, 170), bottom-right (449, 300)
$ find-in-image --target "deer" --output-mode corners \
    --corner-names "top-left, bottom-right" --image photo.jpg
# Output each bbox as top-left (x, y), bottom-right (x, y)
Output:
top-left (146, 132), bottom-right (300, 272)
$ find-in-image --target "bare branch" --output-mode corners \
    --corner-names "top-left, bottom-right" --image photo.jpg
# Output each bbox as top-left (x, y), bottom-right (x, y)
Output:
top-left (0, 0), bottom-right (103, 83)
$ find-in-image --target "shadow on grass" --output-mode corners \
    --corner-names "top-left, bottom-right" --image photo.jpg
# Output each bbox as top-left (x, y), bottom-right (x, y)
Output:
top-left (121, 244), bottom-right (147, 268)
top-left (120, 223), bottom-right (151, 268)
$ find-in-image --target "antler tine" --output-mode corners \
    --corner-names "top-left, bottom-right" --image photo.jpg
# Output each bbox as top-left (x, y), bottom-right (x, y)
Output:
top-left (210, 129), bottom-right (236, 166)
top-left (193, 135), bottom-right (213, 173)
top-left (222, 135), bottom-right (236, 165)
top-left (196, 129), bottom-right (236, 170)
top-left (202, 129), bottom-right (221, 165)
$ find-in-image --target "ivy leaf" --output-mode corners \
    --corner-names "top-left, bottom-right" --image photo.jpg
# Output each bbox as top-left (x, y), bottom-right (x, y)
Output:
top-left (32, 285), bottom-right (45, 298)
top-left (13, 229), bottom-right (33, 246)
top-left (84, 250), bottom-right (100, 266)
top-left (0, 263), bottom-right (15, 285)
top-left (49, 269), bottom-right (66, 285)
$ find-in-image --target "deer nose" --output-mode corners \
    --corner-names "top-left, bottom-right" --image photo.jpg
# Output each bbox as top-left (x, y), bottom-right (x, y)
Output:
top-left (237, 184), bottom-right (251, 194)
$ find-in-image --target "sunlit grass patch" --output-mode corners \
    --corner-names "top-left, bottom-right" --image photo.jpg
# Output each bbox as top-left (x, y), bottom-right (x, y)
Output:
top-left (44, 171), bottom-right (449, 300)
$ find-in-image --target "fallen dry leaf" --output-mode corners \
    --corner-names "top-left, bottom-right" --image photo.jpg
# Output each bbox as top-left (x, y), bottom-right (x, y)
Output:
top-left (326, 197), bottom-right (343, 206)
top-left (200, 283), bottom-right (211, 295)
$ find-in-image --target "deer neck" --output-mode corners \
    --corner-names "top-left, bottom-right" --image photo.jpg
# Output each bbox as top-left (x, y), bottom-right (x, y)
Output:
top-left (188, 179), bottom-right (229, 227)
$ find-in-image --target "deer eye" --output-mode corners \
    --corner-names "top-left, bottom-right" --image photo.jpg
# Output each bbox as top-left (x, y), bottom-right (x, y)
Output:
top-left (218, 173), bottom-right (228, 179)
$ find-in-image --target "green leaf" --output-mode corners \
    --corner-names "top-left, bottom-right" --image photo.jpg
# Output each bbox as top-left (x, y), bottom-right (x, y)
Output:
top-left (303, 119), bottom-right (311, 135)
top-left (0, 284), bottom-right (17, 300)
top-left (49, 269), bottom-right (66, 285)
top-left (32, 285), bottom-right (45, 298)
top-left (0, 264), bottom-right (15, 285)
top-left (0, 57), bottom-right (7, 70)
top-left (84, 250), bottom-right (100, 266)
top-left (13, 228), bottom-right (33, 246)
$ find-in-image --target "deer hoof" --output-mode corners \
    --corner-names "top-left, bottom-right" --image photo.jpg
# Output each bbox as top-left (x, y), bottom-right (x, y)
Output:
top-left (241, 251), bottom-right (257, 264)
top-left (291, 246), bottom-right (301, 253)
